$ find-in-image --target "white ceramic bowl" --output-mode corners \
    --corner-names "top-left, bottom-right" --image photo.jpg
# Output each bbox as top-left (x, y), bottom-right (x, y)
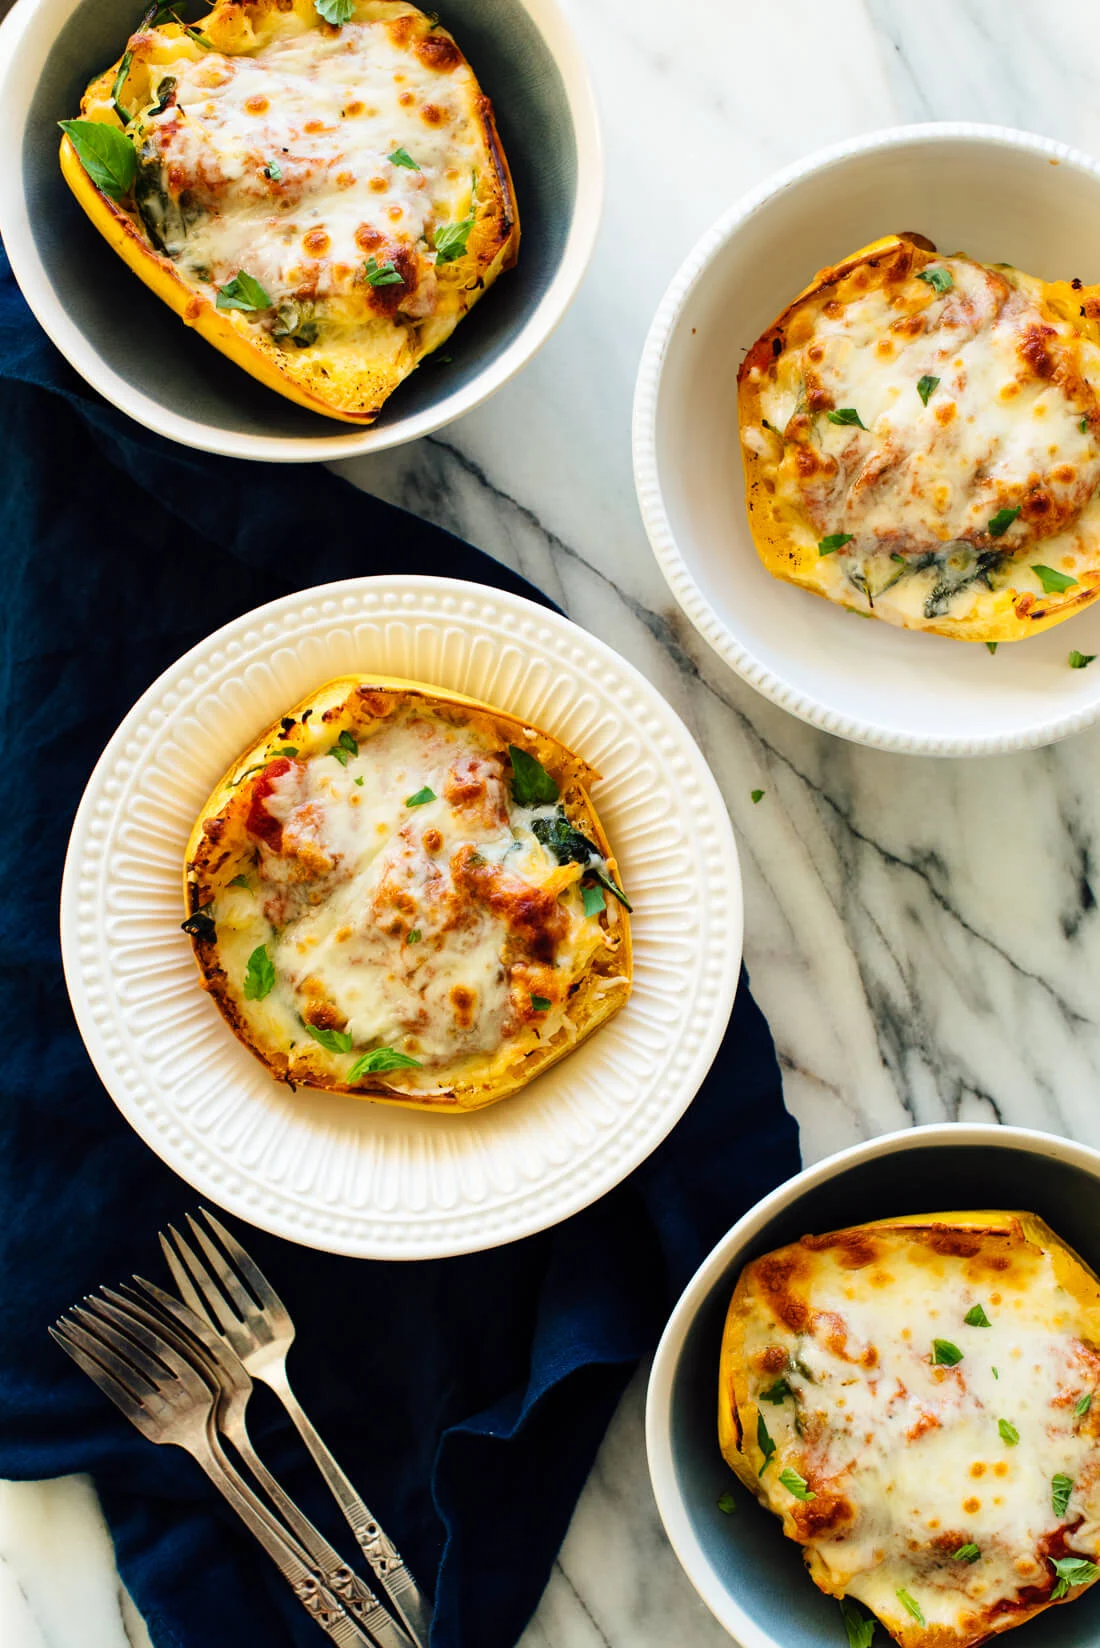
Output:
top-left (0, 0), bottom-right (601, 460)
top-left (633, 124), bottom-right (1100, 755)
top-left (646, 1123), bottom-right (1100, 1648)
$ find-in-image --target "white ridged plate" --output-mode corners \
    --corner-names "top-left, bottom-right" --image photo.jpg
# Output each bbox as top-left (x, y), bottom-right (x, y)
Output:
top-left (60, 577), bottom-right (743, 1259)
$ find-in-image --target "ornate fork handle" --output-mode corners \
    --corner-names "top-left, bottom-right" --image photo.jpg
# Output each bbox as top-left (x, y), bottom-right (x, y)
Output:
top-left (268, 1367), bottom-right (433, 1648)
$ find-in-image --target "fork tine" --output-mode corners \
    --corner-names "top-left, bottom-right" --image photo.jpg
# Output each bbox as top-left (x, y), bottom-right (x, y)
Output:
top-left (55, 1315), bottom-right (157, 1402)
top-left (159, 1228), bottom-right (210, 1321)
top-left (71, 1300), bottom-right (191, 1396)
top-left (162, 1223), bottom-right (241, 1334)
top-left (199, 1208), bottom-right (288, 1318)
top-left (50, 1324), bottom-right (148, 1418)
top-left (127, 1277), bottom-right (246, 1381)
top-left (186, 1212), bottom-right (261, 1322)
top-left (86, 1293), bottom-right (213, 1396)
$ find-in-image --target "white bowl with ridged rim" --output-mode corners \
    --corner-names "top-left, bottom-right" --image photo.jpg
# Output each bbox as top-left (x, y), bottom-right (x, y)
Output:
top-left (633, 123), bottom-right (1100, 756)
top-left (646, 1123), bottom-right (1100, 1648)
top-left (59, 575), bottom-right (743, 1259)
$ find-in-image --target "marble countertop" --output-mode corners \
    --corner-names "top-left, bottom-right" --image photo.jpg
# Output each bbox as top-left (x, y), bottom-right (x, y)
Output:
top-left (9, 1), bottom-right (1100, 1643)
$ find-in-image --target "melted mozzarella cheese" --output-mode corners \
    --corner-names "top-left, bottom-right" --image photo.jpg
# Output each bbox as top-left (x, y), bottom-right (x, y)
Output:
top-left (137, 15), bottom-right (479, 315)
top-left (750, 252), bottom-right (1100, 626)
top-left (733, 1221), bottom-right (1100, 1643)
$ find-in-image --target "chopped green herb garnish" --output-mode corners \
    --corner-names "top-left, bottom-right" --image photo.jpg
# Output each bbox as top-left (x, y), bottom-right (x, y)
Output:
top-left (917, 374), bottom-right (940, 406)
top-left (353, 775), bottom-right (364, 786)
top-left (243, 944), bottom-right (275, 1001)
top-left (717, 1491), bottom-right (737, 1515)
top-left (954, 1544), bottom-right (981, 1564)
top-left (993, 1366), bottom-right (1000, 1379)
top-left (364, 255), bottom-right (404, 287)
top-left (1051, 1556), bottom-right (1099, 1599)
top-left (1033, 563), bottom-right (1079, 594)
top-left (998, 1418), bottom-right (1020, 1446)
top-left (330, 729), bottom-right (359, 766)
top-left (531, 995), bottom-right (551, 1012)
top-left (508, 745), bottom-right (559, 807)
top-left (892, 552), bottom-right (907, 564)
top-left (751, 789), bottom-right (765, 804)
top-left (826, 408), bottom-right (866, 429)
top-left (985, 641), bottom-right (998, 654)
top-left (406, 929), bottom-right (421, 945)
top-left (839, 1598), bottom-right (875, 1648)
top-left (819, 533), bottom-right (854, 555)
top-left (1076, 1392), bottom-right (1093, 1417)
top-left (896, 1589), bottom-right (925, 1625)
top-left (582, 883), bottom-right (605, 918)
top-left (57, 119), bottom-right (137, 200)
top-left (347, 1047), bottom-right (424, 1081)
top-left (932, 1339), bottom-right (963, 1366)
top-left (1053, 1474), bottom-right (1074, 1517)
top-left (229, 874), bottom-right (251, 890)
top-left (264, 159), bottom-right (283, 181)
top-left (757, 1412), bottom-right (776, 1475)
top-left (388, 146), bottom-right (419, 169)
top-left (1070, 650), bottom-right (1096, 669)
top-left (778, 1467), bottom-right (815, 1501)
top-left (405, 786), bottom-right (436, 807)
top-left (274, 746), bottom-right (298, 757)
top-left (760, 1377), bottom-right (793, 1404)
top-left (313, 0), bottom-right (354, 23)
top-left (215, 270), bottom-right (272, 312)
top-left (305, 1024), bottom-right (353, 1054)
top-left (433, 216), bottom-right (474, 264)
top-left (965, 1304), bottom-right (991, 1327)
top-left (1081, 418), bottom-right (1090, 434)
top-left (987, 506), bottom-right (1022, 537)
top-left (917, 266), bottom-right (954, 294)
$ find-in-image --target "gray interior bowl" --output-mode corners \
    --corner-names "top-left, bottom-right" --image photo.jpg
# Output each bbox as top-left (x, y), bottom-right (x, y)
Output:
top-left (646, 1124), bottom-right (1100, 1648)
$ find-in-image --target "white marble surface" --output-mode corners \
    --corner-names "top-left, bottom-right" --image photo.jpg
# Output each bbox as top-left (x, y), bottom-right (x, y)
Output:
top-left (11, 0), bottom-right (1100, 1643)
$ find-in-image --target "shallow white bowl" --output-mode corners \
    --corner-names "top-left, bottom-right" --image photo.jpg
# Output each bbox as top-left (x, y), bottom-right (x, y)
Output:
top-left (646, 1124), bottom-right (1100, 1648)
top-left (633, 124), bottom-right (1100, 755)
top-left (60, 576), bottom-right (743, 1259)
top-left (0, 0), bottom-right (601, 460)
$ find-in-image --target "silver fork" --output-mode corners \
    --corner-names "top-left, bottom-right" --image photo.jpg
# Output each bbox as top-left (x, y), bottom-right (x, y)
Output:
top-left (51, 1300), bottom-right (373, 1648)
top-left (115, 1280), bottom-right (414, 1648)
top-left (161, 1210), bottom-right (433, 1648)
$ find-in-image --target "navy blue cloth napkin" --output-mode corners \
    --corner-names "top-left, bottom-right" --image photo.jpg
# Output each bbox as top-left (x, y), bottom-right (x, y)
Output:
top-left (0, 247), bottom-right (800, 1648)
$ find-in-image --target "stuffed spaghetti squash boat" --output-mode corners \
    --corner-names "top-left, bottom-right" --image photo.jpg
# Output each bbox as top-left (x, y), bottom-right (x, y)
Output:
top-left (739, 233), bottom-right (1100, 641)
top-left (719, 1211), bottom-right (1100, 1646)
top-left (58, 0), bottom-right (519, 422)
top-left (182, 677), bottom-right (632, 1111)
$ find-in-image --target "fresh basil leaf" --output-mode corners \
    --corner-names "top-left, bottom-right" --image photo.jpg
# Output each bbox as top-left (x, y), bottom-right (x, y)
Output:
top-left (405, 786), bottom-right (436, 808)
top-left (1033, 563), bottom-right (1079, 595)
top-left (826, 408), bottom-right (866, 429)
top-left (839, 1598), bottom-right (875, 1648)
top-left (1051, 1556), bottom-right (1099, 1599)
top-left (243, 944), bottom-right (275, 1000)
top-left (1070, 650), bottom-right (1096, 669)
top-left (1077, 1392), bottom-right (1093, 1416)
top-left (406, 929), bottom-right (421, 945)
top-left (314, 0), bottom-right (354, 22)
top-left (330, 746), bottom-right (351, 767)
top-left (364, 255), bottom-right (404, 287)
top-left (751, 789), bottom-right (765, 804)
top-left (987, 506), bottom-right (1022, 538)
top-left (760, 1377), bottom-right (793, 1404)
top-left (1081, 418), bottom-right (1089, 434)
top-left (216, 270), bottom-right (272, 312)
top-left (264, 159), bottom-right (283, 181)
top-left (819, 533), bottom-right (853, 555)
top-left (756, 1412), bottom-right (776, 1475)
top-left (998, 1418), bottom-right (1020, 1446)
top-left (954, 1543), bottom-right (981, 1563)
top-left (338, 730), bottom-right (358, 753)
top-left (591, 868), bottom-right (632, 912)
top-left (180, 901), bottom-right (215, 942)
top-left (1053, 1474), bottom-right (1074, 1517)
top-left (531, 810), bottom-right (599, 866)
top-left (932, 1339), bottom-right (963, 1366)
top-left (434, 216), bottom-right (474, 264)
top-left (917, 266), bottom-right (954, 294)
top-left (716, 1491), bottom-right (737, 1515)
top-left (58, 119), bottom-right (137, 200)
top-left (388, 146), bottom-right (419, 170)
top-left (229, 874), bottom-right (251, 890)
top-left (965, 1304), bottom-right (991, 1327)
top-left (353, 775), bottom-right (364, 786)
top-left (778, 1467), bottom-right (815, 1501)
top-left (917, 374), bottom-right (940, 406)
top-left (274, 746), bottom-right (298, 757)
top-left (896, 1589), bottom-right (925, 1626)
top-left (582, 883), bottom-right (605, 919)
top-left (305, 1024), bottom-right (353, 1054)
top-left (530, 995), bottom-right (551, 1012)
top-left (985, 641), bottom-right (998, 654)
top-left (508, 745), bottom-right (559, 807)
top-left (347, 1047), bottom-right (424, 1080)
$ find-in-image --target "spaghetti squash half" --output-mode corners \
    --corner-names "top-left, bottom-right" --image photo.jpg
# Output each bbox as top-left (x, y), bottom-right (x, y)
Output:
top-left (183, 677), bottom-right (632, 1111)
top-left (59, 0), bottom-right (519, 423)
top-left (739, 234), bottom-right (1100, 641)
top-left (719, 1211), bottom-right (1100, 1646)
